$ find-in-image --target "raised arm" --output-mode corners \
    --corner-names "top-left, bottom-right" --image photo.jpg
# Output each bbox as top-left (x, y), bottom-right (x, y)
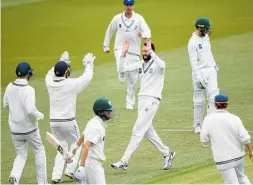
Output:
top-left (24, 88), bottom-right (44, 121)
top-left (73, 53), bottom-right (95, 93)
top-left (103, 16), bottom-right (118, 53)
top-left (119, 40), bottom-right (140, 73)
top-left (144, 40), bottom-right (165, 69)
top-left (45, 67), bottom-right (54, 86)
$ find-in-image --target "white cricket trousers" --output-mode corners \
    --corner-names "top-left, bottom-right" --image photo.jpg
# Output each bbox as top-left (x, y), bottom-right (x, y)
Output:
top-left (10, 128), bottom-right (47, 184)
top-left (50, 120), bottom-right (81, 180)
top-left (121, 96), bottom-right (169, 163)
top-left (80, 158), bottom-right (106, 184)
top-left (217, 158), bottom-right (251, 184)
top-left (192, 67), bottom-right (219, 128)
top-left (114, 49), bottom-right (139, 108)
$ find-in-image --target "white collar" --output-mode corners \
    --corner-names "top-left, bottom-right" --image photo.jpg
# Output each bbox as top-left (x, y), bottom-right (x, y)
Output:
top-left (215, 109), bottom-right (228, 113)
top-left (122, 11), bottom-right (135, 20)
top-left (193, 31), bottom-right (207, 39)
top-left (53, 76), bottom-right (66, 82)
top-left (95, 116), bottom-right (106, 127)
top-left (14, 78), bottom-right (28, 85)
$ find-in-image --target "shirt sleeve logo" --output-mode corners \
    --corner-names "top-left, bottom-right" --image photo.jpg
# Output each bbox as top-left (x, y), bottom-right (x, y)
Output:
top-left (119, 24), bottom-right (122, 28)
top-left (139, 68), bottom-right (142, 74)
top-left (198, 44), bottom-right (202, 49)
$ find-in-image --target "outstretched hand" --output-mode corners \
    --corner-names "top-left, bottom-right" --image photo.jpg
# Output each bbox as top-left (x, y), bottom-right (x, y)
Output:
top-left (142, 39), bottom-right (152, 53)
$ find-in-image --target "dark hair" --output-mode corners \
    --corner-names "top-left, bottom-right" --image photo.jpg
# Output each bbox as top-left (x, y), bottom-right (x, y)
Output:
top-left (143, 42), bottom-right (155, 52)
top-left (215, 102), bottom-right (228, 109)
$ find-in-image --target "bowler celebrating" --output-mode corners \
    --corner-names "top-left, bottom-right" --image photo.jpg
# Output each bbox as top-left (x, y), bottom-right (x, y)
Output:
top-left (111, 40), bottom-right (176, 170)
top-left (103, 0), bottom-right (151, 110)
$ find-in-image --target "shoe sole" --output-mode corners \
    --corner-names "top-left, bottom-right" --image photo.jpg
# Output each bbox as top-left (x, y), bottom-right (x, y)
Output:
top-left (64, 173), bottom-right (74, 179)
top-left (9, 177), bottom-right (16, 184)
top-left (111, 164), bottom-right (128, 170)
top-left (51, 179), bottom-right (61, 184)
top-left (164, 152), bottom-right (176, 170)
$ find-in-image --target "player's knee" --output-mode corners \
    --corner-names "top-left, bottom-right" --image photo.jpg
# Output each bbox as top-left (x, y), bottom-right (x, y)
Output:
top-left (193, 99), bottom-right (205, 106)
top-left (132, 126), bottom-right (145, 137)
top-left (193, 91), bottom-right (205, 106)
top-left (17, 152), bottom-right (28, 161)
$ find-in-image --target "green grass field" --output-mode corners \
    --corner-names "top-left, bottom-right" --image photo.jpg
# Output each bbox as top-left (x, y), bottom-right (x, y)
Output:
top-left (1, 0), bottom-right (253, 184)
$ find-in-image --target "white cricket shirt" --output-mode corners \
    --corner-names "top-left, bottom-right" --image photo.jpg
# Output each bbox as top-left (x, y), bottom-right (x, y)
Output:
top-left (201, 110), bottom-right (251, 163)
top-left (103, 11), bottom-right (151, 56)
top-left (83, 116), bottom-right (106, 162)
top-left (45, 66), bottom-right (93, 123)
top-left (119, 51), bottom-right (165, 99)
top-left (3, 79), bottom-right (44, 133)
top-left (188, 32), bottom-right (217, 79)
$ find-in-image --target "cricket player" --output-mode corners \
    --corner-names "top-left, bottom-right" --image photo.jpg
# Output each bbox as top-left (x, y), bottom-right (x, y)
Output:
top-left (111, 40), bottom-right (176, 170)
top-left (103, 0), bottom-right (151, 110)
top-left (45, 51), bottom-right (95, 183)
top-left (200, 94), bottom-right (252, 184)
top-left (3, 62), bottom-right (47, 184)
top-left (187, 17), bottom-right (219, 134)
top-left (64, 97), bottom-right (114, 184)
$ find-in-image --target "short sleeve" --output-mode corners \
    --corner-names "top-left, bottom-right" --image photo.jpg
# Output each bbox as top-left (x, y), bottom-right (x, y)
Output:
top-left (86, 129), bottom-right (101, 145)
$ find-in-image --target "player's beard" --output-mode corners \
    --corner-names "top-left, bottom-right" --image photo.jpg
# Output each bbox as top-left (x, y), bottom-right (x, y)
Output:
top-left (143, 54), bottom-right (151, 62)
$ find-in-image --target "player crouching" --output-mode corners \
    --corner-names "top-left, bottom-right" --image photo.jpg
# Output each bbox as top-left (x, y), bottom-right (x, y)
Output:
top-left (64, 97), bottom-right (114, 184)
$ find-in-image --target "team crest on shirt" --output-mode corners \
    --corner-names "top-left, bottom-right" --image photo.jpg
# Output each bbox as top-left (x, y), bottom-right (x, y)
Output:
top-left (134, 26), bottom-right (138, 30)
top-left (119, 24), bottom-right (121, 28)
top-left (198, 44), bottom-right (202, 49)
top-left (149, 68), bottom-right (153, 73)
top-left (139, 68), bottom-right (142, 74)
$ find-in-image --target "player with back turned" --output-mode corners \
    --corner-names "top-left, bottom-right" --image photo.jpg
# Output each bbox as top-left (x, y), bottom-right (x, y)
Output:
top-left (45, 51), bottom-right (96, 183)
top-left (201, 94), bottom-right (252, 184)
top-left (3, 62), bottom-right (47, 184)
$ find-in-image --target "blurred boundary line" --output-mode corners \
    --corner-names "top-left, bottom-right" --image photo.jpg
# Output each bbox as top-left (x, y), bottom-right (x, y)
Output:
top-left (163, 129), bottom-right (253, 133)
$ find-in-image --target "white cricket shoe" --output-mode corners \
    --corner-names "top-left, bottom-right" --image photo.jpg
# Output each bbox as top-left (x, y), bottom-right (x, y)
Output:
top-left (164, 151), bottom-right (176, 170)
top-left (118, 72), bottom-right (125, 83)
top-left (194, 126), bottom-right (201, 134)
top-left (111, 160), bottom-right (128, 170)
top-left (9, 176), bottom-right (17, 185)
